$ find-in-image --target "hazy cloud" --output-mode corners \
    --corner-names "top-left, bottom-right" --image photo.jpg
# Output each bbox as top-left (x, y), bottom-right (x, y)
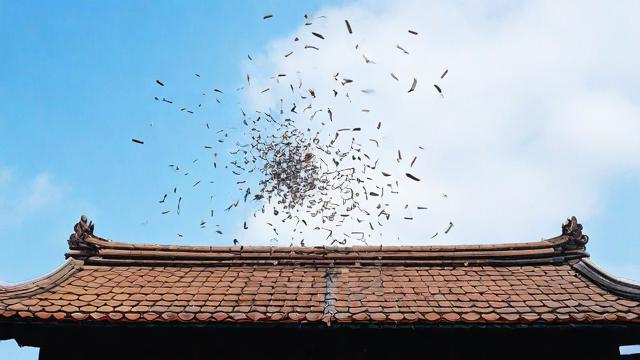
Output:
top-left (235, 0), bottom-right (640, 246)
top-left (0, 166), bottom-right (66, 227)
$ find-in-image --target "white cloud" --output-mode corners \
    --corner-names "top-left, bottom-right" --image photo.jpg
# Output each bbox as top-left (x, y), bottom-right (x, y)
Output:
top-left (236, 0), bottom-right (640, 246)
top-left (19, 173), bottom-right (63, 216)
top-left (0, 167), bottom-right (65, 227)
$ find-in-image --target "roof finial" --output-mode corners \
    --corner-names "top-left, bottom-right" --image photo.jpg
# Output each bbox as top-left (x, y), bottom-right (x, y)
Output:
top-left (561, 216), bottom-right (589, 249)
top-left (68, 215), bottom-right (95, 250)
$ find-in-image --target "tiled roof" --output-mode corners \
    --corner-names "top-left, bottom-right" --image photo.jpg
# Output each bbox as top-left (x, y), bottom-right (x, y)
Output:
top-left (1, 229), bottom-right (639, 327)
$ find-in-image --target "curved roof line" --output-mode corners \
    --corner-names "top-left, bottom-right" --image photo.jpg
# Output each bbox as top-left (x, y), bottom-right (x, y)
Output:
top-left (64, 234), bottom-right (588, 266)
top-left (0, 259), bottom-right (81, 300)
top-left (573, 258), bottom-right (640, 300)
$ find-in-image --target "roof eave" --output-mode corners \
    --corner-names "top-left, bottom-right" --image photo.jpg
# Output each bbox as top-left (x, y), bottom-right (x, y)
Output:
top-left (0, 259), bottom-right (81, 301)
top-left (573, 259), bottom-right (640, 300)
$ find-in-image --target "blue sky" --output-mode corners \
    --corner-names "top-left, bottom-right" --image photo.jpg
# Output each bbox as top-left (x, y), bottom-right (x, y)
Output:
top-left (1, 1), bottom-right (639, 357)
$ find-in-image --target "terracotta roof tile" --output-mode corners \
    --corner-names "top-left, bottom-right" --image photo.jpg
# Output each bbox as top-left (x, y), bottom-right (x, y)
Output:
top-left (142, 312), bottom-right (159, 321)
top-left (2, 235), bottom-right (640, 328)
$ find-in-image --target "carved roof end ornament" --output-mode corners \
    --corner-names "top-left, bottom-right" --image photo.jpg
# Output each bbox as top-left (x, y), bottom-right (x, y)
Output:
top-left (561, 216), bottom-right (589, 250)
top-left (68, 215), bottom-right (96, 254)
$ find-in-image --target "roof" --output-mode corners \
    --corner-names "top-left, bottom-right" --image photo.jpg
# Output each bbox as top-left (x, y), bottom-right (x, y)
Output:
top-left (1, 220), bottom-right (639, 328)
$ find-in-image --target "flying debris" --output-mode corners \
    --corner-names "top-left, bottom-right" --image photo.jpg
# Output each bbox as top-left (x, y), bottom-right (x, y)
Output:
top-left (405, 173), bottom-right (420, 181)
top-left (345, 20), bottom-right (353, 34)
top-left (143, 14), bottom-right (446, 247)
top-left (441, 69), bottom-right (449, 79)
top-left (396, 44), bottom-right (409, 54)
top-left (434, 84), bottom-right (444, 97)
top-left (408, 78), bottom-right (417, 93)
top-left (444, 222), bottom-right (454, 234)
top-left (155, 80), bottom-right (165, 86)
top-left (131, 138), bottom-right (144, 144)
top-left (362, 54), bottom-right (375, 64)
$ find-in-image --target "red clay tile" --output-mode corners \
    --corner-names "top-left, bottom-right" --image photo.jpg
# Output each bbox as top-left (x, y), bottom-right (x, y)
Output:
top-left (162, 312), bottom-right (178, 321)
top-left (461, 312), bottom-right (481, 321)
top-left (17, 311), bottom-right (33, 318)
top-left (195, 312), bottom-right (212, 321)
top-left (0, 242), bottom-right (638, 329)
top-left (96, 306), bottom-right (114, 312)
top-left (35, 312), bottom-right (51, 320)
top-left (124, 313), bottom-right (141, 321)
top-left (352, 313), bottom-right (370, 321)
top-left (370, 313), bottom-right (387, 321)
top-left (541, 313), bottom-right (556, 322)
top-left (230, 313), bottom-right (248, 321)
top-left (108, 313), bottom-right (123, 320)
top-left (247, 312), bottom-right (266, 321)
top-left (424, 313), bottom-right (440, 321)
top-left (288, 312), bottom-right (304, 321)
top-left (481, 313), bottom-right (500, 321)
top-left (7, 304), bottom-right (28, 312)
top-left (270, 313), bottom-right (285, 321)
top-left (443, 313), bottom-right (461, 322)
top-left (44, 305), bottom-right (61, 312)
top-left (178, 312), bottom-right (195, 321)
top-left (212, 312), bottom-right (229, 321)
top-left (143, 312), bottom-right (159, 321)
top-left (21, 299), bottom-right (39, 306)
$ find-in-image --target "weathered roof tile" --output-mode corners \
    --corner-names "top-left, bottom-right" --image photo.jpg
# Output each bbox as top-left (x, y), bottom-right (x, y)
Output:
top-left (1, 234), bottom-right (639, 328)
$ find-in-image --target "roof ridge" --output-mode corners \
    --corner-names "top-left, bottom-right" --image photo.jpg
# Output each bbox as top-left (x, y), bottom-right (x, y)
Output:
top-left (77, 234), bottom-right (572, 252)
top-left (63, 234), bottom-right (588, 267)
top-left (60, 216), bottom-right (592, 267)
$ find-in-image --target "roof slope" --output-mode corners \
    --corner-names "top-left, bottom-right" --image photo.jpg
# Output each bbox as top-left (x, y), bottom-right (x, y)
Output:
top-left (1, 228), bottom-right (639, 327)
